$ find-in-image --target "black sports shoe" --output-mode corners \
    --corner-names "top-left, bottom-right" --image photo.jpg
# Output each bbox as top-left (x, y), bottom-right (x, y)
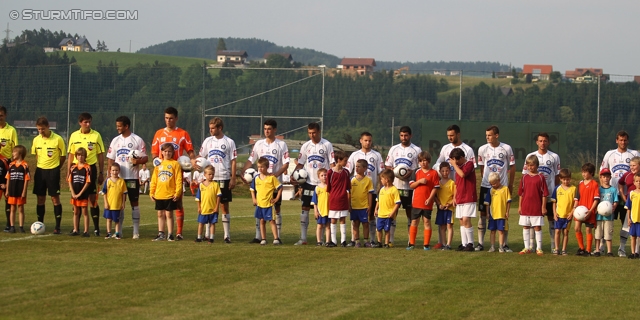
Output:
top-left (249, 238), bottom-right (261, 244)
top-left (607, 252), bottom-right (614, 257)
top-left (326, 242), bottom-right (337, 248)
top-left (94, 229), bottom-right (100, 237)
top-left (224, 237), bottom-right (231, 244)
top-left (52, 229), bottom-right (61, 235)
top-left (576, 249), bottom-right (585, 256)
top-left (593, 252), bottom-right (601, 257)
top-left (194, 238), bottom-right (203, 243)
top-left (456, 244), bottom-right (465, 251)
top-left (3, 226), bottom-right (10, 232)
top-left (167, 234), bottom-right (175, 241)
top-left (463, 243), bottom-right (474, 251)
top-left (69, 230), bottom-right (79, 236)
top-left (19, 227), bottom-right (25, 233)
top-left (175, 234), bottom-right (183, 241)
top-left (8, 226), bottom-right (15, 233)
top-left (208, 239), bottom-right (214, 244)
top-left (82, 232), bottom-right (90, 237)
top-left (340, 241), bottom-right (347, 247)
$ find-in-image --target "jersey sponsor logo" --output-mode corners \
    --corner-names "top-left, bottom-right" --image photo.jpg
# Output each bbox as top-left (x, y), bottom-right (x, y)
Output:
top-left (308, 155), bottom-right (325, 163)
top-left (394, 158), bottom-right (413, 167)
top-left (368, 164), bottom-right (375, 173)
top-left (171, 143), bottom-right (179, 150)
top-left (612, 164), bottom-right (630, 173)
top-left (208, 150), bottom-right (227, 159)
top-left (539, 166), bottom-right (553, 176)
top-left (262, 155), bottom-right (279, 165)
top-left (486, 159), bottom-right (505, 167)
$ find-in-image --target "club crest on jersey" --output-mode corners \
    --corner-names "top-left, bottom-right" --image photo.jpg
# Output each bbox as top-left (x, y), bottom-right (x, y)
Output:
top-left (546, 160), bottom-right (551, 165)
top-left (272, 149), bottom-right (277, 154)
top-left (47, 150), bottom-right (53, 157)
top-left (87, 142), bottom-right (94, 151)
top-left (408, 153), bottom-right (413, 158)
top-left (128, 143), bottom-right (133, 148)
top-left (172, 138), bottom-right (177, 142)
top-left (167, 165), bottom-right (172, 169)
top-left (499, 153), bottom-right (504, 158)
top-left (161, 137), bottom-right (166, 142)
top-left (319, 149), bottom-right (324, 155)
top-left (221, 144), bottom-right (226, 150)
top-left (627, 158), bottom-right (631, 163)
top-left (0, 140), bottom-right (6, 147)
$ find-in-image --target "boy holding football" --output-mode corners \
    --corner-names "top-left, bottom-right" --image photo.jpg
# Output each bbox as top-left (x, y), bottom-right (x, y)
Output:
top-left (573, 163), bottom-right (600, 256)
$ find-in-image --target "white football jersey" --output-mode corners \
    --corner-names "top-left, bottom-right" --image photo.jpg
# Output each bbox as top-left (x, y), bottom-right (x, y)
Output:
top-left (522, 150), bottom-right (561, 193)
top-left (477, 142), bottom-right (515, 188)
top-left (247, 139), bottom-right (290, 183)
top-left (346, 149), bottom-right (385, 192)
top-left (199, 135), bottom-right (237, 180)
top-left (433, 142), bottom-right (477, 180)
top-left (385, 143), bottom-right (422, 190)
top-left (600, 148), bottom-right (640, 187)
top-left (298, 138), bottom-right (334, 186)
top-left (106, 133), bottom-right (147, 180)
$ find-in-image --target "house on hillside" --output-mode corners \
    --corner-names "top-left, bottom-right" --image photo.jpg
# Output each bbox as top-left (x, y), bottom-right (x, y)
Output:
top-left (259, 53), bottom-right (294, 64)
top-left (522, 64), bottom-right (553, 80)
top-left (217, 50), bottom-right (248, 65)
top-left (565, 68), bottom-right (605, 82)
top-left (59, 36), bottom-right (93, 52)
top-left (338, 58), bottom-right (376, 75)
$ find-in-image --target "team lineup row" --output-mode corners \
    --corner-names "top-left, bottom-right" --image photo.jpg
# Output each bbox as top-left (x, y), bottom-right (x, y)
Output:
top-left (1, 105), bottom-right (638, 256)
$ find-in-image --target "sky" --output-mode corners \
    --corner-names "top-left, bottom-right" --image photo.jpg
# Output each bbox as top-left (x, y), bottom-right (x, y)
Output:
top-left (2, 0), bottom-right (639, 75)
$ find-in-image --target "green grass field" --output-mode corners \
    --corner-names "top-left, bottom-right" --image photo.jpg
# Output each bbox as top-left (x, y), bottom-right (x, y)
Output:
top-left (48, 51), bottom-right (215, 72)
top-left (1, 189), bottom-right (639, 319)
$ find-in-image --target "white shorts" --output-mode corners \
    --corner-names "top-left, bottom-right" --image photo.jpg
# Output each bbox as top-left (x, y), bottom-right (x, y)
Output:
top-left (455, 203), bottom-right (477, 219)
top-left (519, 215), bottom-right (545, 227)
top-left (328, 210), bottom-right (349, 219)
top-left (595, 220), bottom-right (614, 241)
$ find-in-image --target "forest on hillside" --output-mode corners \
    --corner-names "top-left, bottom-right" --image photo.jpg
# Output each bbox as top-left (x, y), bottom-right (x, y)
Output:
top-left (2, 40), bottom-right (640, 165)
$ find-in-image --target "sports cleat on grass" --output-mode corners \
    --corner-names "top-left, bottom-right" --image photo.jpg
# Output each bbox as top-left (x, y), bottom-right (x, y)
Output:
top-left (194, 238), bottom-right (203, 243)
top-left (536, 249), bottom-right (543, 256)
top-left (167, 234), bottom-right (175, 242)
top-left (132, 234), bottom-right (140, 240)
top-left (224, 237), bottom-right (231, 244)
top-left (502, 245), bottom-right (513, 253)
top-left (474, 244), bottom-right (484, 251)
top-left (294, 239), bottom-right (308, 246)
top-left (82, 232), bottom-right (90, 237)
top-left (519, 248), bottom-right (532, 255)
top-left (406, 245), bottom-right (414, 250)
top-left (152, 234), bottom-right (165, 241)
top-left (175, 234), bottom-right (183, 241)
top-left (487, 246), bottom-right (496, 253)
top-left (433, 243), bottom-right (443, 249)
top-left (94, 229), bottom-right (100, 237)
top-left (249, 238), bottom-right (261, 244)
top-left (273, 239), bottom-right (282, 245)
top-left (260, 240), bottom-right (267, 245)
top-left (105, 233), bottom-right (112, 239)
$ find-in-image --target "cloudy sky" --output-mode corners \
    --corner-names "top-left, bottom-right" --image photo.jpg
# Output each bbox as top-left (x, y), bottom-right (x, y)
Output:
top-left (3, 0), bottom-right (639, 75)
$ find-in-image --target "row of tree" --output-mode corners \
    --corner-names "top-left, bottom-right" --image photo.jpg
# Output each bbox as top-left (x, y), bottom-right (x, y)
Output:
top-left (1, 41), bottom-right (639, 165)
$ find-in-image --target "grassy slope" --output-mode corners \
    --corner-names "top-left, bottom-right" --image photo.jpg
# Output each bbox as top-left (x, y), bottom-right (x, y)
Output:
top-left (48, 51), bottom-right (215, 72)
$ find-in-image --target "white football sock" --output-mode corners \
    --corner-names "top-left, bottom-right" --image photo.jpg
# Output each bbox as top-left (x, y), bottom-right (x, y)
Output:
top-left (478, 216), bottom-right (486, 246)
top-left (460, 226), bottom-right (467, 246)
top-left (276, 212), bottom-right (282, 238)
top-left (466, 227), bottom-right (474, 247)
top-left (330, 223), bottom-right (337, 244)
top-left (536, 229), bottom-right (543, 250)
top-left (389, 219), bottom-right (396, 243)
top-left (132, 206), bottom-right (140, 235)
top-left (255, 218), bottom-right (261, 239)
top-left (301, 210), bottom-right (309, 241)
top-left (369, 220), bottom-right (376, 242)
top-left (340, 223), bottom-right (347, 244)
top-left (222, 214), bottom-right (230, 239)
top-left (523, 228), bottom-right (530, 249)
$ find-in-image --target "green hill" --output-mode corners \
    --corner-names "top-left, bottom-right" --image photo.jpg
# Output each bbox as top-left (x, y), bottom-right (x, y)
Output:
top-left (138, 37), bottom-right (341, 67)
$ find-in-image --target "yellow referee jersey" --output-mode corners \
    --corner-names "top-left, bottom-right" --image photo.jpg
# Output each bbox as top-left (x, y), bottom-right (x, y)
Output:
top-left (68, 129), bottom-right (105, 166)
top-left (31, 131), bottom-right (66, 169)
top-left (0, 124), bottom-right (18, 159)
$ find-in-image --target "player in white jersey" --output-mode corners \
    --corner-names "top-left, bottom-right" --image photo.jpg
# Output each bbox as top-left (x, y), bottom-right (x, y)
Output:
top-left (106, 116), bottom-right (148, 239)
top-left (599, 130), bottom-right (640, 256)
top-left (385, 126), bottom-right (422, 246)
top-left (522, 132), bottom-right (560, 251)
top-left (346, 131), bottom-right (385, 246)
top-left (476, 125), bottom-right (515, 251)
top-left (293, 122), bottom-right (335, 245)
top-left (241, 119), bottom-right (290, 243)
top-left (433, 125), bottom-right (476, 180)
top-left (198, 117), bottom-right (237, 243)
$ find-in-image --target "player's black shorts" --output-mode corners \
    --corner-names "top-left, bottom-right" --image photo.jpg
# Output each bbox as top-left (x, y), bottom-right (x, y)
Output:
top-left (478, 186), bottom-right (490, 213)
top-left (215, 179), bottom-right (233, 203)
top-left (124, 179), bottom-right (140, 203)
top-left (545, 202), bottom-right (554, 220)
top-left (33, 167), bottom-right (61, 197)
top-left (272, 191), bottom-right (282, 207)
top-left (301, 182), bottom-right (315, 208)
top-left (155, 199), bottom-right (178, 211)
top-left (411, 208), bottom-right (433, 220)
top-left (87, 163), bottom-right (98, 195)
top-left (613, 195), bottom-right (626, 221)
top-left (398, 189), bottom-right (413, 209)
